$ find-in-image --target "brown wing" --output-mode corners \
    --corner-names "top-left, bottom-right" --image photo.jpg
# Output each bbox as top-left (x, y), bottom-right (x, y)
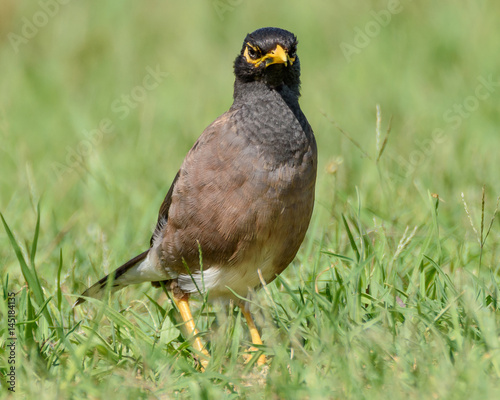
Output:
top-left (149, 111), bottom-right (243, 250)
top-left (157, 110), bottom-right (257, 270)
top-left (150, 171), bottom-right (180, 246)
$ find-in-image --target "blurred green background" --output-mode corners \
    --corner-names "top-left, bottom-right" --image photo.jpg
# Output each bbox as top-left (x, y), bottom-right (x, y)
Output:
top-left (1, 0), bottom-right (500, 398)
top-left (1, 0), bottom-right (499, 248)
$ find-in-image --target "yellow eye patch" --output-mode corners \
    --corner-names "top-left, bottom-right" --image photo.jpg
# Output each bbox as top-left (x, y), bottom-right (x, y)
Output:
top-left (244, 43), bottom-right (295, 68)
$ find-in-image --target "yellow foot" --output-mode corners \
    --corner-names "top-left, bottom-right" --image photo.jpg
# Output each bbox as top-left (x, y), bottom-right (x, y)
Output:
top-left (173, 294), bottom-right (210, 371)
top-left (242, 346), bottom-right (267, 366)
top-left (240, 304), bottom-right (267, 366)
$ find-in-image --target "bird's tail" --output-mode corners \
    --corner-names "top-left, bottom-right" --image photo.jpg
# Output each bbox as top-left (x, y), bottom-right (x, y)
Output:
top-left (73, 249), bottom-right (167, 307)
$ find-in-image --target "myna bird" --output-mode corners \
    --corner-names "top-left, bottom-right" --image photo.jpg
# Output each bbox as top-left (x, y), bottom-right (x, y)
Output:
top-left (74, 27), bottom-right (317, 369)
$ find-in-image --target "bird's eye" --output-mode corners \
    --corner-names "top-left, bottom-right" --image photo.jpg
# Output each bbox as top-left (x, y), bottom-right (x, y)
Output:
top-left (247, 45), bottom-right (258, 59)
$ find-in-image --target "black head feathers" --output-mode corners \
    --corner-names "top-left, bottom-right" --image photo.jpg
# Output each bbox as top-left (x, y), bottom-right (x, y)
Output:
top-left (234, 27), bottom-right (300, 91)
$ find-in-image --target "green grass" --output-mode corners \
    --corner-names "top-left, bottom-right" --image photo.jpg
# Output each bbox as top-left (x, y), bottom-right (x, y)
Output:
top-left (1, 0), bottom-right (500, 398)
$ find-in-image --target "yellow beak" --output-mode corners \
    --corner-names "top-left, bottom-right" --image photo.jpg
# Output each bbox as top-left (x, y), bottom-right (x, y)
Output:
top-left (266, 45), bottom-right (289, 66)
top-left (262, 44), bottom-right (294, 67)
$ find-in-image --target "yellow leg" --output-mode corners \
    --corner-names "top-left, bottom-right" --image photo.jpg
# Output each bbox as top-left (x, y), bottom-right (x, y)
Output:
top-left (173, 294), bottom-right (210, 370)
top-left (240, 304), bottom-right (267, 366)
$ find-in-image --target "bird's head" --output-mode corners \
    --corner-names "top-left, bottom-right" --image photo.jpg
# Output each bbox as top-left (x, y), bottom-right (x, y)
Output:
top-left (234, 27), bottom-right (300, 91)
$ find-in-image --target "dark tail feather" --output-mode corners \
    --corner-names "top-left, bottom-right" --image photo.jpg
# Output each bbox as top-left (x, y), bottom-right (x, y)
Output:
top-left (73, 250), bottom-right (150, 307)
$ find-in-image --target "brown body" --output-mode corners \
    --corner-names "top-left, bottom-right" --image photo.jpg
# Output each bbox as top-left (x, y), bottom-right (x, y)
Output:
top-left (149, 102), bottom-right (316, 299)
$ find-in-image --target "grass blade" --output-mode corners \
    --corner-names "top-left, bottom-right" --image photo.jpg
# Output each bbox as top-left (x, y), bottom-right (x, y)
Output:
top-left (57, 248), bottom-right (63, 310)
top-left (1, 211), bottom-right (54, 327)
top-left (342, 214), bottom-right (360, 262)
top-left (1, 212), bottom-right (36, 289)
top-left (30, 201), bottom-right (41, 268)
